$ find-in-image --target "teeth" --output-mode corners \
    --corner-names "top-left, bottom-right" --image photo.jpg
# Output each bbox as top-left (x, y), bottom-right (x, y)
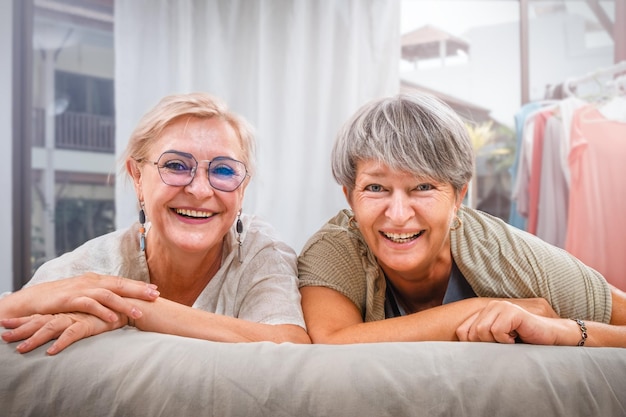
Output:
top-left (383, 231), bottom-right (423, 243)
top-left (175, 208), bottom-right (213, 218)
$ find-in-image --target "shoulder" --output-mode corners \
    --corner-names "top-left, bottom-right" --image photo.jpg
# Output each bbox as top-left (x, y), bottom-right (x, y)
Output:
top-left (452, 206), bottom-right (611, 322)
top-left (241, 214), bottom-right (297, 260)
top-left (300, 209), bottom-right (363, 254)
top-left (29, 226), bottom-right (140, 285)
top-left (297, 210), bottom-right (376, 302)
top-left (299, 209), bottom-right (368, 266)
top-left (297, 210), bottom-right (385, 320)
top-left (224, 214), bottom-right (299, 277)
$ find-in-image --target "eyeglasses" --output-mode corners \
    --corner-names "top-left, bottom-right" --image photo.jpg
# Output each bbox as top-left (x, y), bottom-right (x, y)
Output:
top-left (148, 150), bottom-right (248, 192)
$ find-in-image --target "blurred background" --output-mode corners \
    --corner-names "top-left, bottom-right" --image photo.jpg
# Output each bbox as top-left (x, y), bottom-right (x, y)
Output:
top-left (2, 0), bottom-right (624, 292)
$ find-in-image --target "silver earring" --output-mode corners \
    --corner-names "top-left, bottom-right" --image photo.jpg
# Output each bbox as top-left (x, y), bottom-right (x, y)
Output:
top-left (139, 203), bottom-right (146, 251)
top-left (236, 211), bottom-right (243, 263)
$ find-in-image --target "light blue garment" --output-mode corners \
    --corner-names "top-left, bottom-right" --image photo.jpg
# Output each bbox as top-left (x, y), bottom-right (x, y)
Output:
top-left (508, 102), bottom-right (541, 230)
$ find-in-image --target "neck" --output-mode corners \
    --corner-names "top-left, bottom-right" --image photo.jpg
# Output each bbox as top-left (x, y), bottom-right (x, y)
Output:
top-left (145, 243), bottom-right (223, 306)
top-left (384, 257), bottom-right (452, 314)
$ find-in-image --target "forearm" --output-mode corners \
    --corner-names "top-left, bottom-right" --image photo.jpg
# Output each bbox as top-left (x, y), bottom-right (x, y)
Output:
top-left (130, 298), bottom-right (310, 344)
top-left (567, 320), bottom-right (626, 348)
top-left (314, 297), bottom-right (493, 344)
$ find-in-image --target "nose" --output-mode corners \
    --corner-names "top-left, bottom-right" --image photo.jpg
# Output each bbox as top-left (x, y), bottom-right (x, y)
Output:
top-left (184, 164), bottom-right (215, 197)
top-left (385, 191), bottom-right (413, 225)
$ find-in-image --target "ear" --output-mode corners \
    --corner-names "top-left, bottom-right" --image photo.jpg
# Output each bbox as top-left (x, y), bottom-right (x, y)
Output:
top-left (456, 183), bottom-right (469, 208)
top-left (126, 159), bottom-right (144, 201)
top-left (342, 186), bottom-right (352, 207)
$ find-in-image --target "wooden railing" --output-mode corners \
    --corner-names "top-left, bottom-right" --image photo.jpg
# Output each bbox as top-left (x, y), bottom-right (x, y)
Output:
top-left (32, 108), bottom-right (115, 153)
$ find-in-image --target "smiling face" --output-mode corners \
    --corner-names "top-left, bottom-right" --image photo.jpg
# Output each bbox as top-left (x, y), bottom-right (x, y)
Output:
top-left (346, 159), bottom-right (466, 282)
top-left (129, 116), bottom-right (247, 256)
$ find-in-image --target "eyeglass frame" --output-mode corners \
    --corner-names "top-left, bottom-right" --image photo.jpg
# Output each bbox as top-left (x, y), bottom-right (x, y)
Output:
top-left (138, 150), bottom-right (249, 192)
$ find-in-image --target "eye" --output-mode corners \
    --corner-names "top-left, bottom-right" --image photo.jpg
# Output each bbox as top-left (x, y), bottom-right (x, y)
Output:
top-left (161, 159), bottom-right (192, 172)
top-left (416, 183), bottom-right (434, 191)
top-left (364, 184), bottom-right (384, 192)
top-left (210, 162), bottom-right (238, 178)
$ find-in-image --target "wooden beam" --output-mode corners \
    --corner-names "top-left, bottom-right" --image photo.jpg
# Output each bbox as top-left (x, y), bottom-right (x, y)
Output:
top-left (585, 0), bottom-right (614, 40)
top-left (520, 0), bottom-right (529, 105)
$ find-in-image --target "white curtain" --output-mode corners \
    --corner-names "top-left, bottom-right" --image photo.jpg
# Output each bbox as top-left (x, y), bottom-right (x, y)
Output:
top-left (114, 0), bottom-right (399, 252)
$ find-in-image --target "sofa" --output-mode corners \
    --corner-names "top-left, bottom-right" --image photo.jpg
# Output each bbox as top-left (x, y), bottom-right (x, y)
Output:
top-left (1, 326), bottom-right (625, 417)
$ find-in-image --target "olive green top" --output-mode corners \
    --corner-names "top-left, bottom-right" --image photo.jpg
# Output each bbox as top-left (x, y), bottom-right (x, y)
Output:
top-left (298, 206), bottom-right (612, 323)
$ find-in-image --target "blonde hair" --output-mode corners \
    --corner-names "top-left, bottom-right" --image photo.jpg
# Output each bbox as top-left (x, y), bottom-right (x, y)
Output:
top-left (122, 92), bottom-right (256, 177)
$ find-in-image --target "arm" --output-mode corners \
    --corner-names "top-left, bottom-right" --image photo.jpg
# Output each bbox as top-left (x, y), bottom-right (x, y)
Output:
top-left (3, 297), bottom-right (309, 355)
top-left (0, 273), bottom-right (159, 323)
top-left (132, 297), bottom-right (310, 344)
top-left (300, 286), bottom-right (555, 344)
top-left (456, 286), bottom-right (626, 347)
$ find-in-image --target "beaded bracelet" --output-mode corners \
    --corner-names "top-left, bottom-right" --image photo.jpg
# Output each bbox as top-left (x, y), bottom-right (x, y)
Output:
top-left (571, 319), bottom-right (588, 346)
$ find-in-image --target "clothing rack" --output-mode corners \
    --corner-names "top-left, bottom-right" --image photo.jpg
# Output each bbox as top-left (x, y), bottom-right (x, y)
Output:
top-left (563, 60), bottom-right (626, 97)
top-left (511, 77), bottom-right (626, 290)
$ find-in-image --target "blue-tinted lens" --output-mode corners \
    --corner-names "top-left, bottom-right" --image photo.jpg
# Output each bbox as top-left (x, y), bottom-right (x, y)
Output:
top-left (208, 157), bottom-right (247, 191)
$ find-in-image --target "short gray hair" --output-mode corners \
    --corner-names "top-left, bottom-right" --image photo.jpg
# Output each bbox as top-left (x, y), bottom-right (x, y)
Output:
top-left (331, 93), bottom-right (474, 194)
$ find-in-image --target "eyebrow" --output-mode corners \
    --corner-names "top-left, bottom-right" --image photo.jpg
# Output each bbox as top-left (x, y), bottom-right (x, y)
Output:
top-left (162, 149), bottom-right (194, 159)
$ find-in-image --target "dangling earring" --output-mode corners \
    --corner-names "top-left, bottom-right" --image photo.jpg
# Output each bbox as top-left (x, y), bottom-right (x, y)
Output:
top-left (236, 211), bottom-right (243, 263)
top-left (139, 202), bottom-right (146, 251)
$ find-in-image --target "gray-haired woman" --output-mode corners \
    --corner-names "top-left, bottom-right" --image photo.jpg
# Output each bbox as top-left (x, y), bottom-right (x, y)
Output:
top-left (298, 93), bottom-right (626, 347)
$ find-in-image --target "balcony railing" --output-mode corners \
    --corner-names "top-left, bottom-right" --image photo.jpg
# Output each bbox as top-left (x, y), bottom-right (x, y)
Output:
top-left (32, 108), bottom-right (115, 153)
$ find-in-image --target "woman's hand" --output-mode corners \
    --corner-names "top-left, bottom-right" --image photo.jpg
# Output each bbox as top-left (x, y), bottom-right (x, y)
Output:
top-left (0, 273), bottom-right (159, 324)
top-left (1, 311), bottom-right (128, 355)
top-left (456, 300), bottom-right (575, 345)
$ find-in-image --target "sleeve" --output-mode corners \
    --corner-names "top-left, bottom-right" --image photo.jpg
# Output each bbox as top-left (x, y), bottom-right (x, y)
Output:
top-left (451, 207), bottom-right (612, 323)
top-left (297, 231), bottom-right (369, 317)
top-left (25, 227), bottom-right (144, 288)
top-left (236, 238), bottom-right (307, 329)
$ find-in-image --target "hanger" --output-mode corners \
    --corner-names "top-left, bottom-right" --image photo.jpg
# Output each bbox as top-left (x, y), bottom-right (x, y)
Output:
top-left (563, 61), bottom-right (626, 98)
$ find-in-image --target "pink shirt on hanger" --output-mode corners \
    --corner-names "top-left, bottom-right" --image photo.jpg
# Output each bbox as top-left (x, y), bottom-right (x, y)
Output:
top-left (526, 110), bottom-right (551, 235)
top-left (565, 105), bottom-right (626, 290)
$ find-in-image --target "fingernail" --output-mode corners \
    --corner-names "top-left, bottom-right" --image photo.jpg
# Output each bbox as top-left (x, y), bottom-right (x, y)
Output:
top-left (130, 308), bottom-right (143, 319)
top-left (17, 341), bottom-right (29, 351)
top-left (47, 344), bottom-right (58, 355)
top-left (149, 289), bottom-right (160, 297)
top-left (148, 283), bottom-right (158, 289)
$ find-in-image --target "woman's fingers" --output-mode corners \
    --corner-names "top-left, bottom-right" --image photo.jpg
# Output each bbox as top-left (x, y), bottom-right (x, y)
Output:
top-left (85, 274), bottom-right (160, 300)
top-left (67, 291), bottom-right (144, 323)
top-left (72, 276), bottom-right (158, 322)
top-left (45, 320), bottom-right (91, 355)
top-left (3, 312), bottom-right (123, 355)
top-left (44, 313), bottom-right (123, 355)
top-left (456, 301), bottom-right (522, 344)
top-left (19, 274), bottom-right (160, 323)
top-left (9, 314), bottom-right (70, 353)
top-left (1, 314), bottom-right (49, 342)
